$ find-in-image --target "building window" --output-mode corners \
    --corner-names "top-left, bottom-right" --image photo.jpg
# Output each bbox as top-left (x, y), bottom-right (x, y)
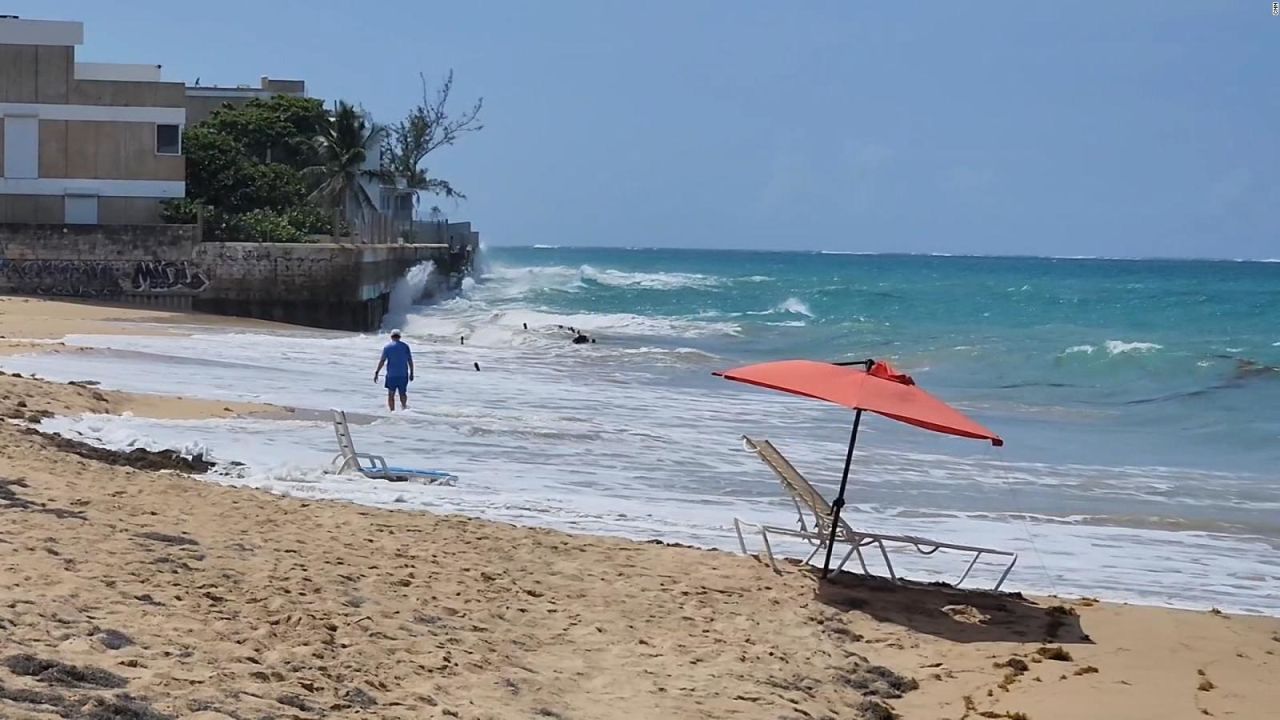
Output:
top-left (3, 116), bottom-right (39, 178)
top-left (156, 124), bottom-right (182, 155)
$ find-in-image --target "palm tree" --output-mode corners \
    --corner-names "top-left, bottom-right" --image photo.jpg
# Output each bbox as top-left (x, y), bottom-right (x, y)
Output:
top-left (305, 101), bottom-right (387, 227)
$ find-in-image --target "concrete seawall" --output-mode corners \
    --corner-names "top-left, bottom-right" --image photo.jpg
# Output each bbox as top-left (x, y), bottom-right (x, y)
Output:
top-left (191, 241), bottom-right (470, 331)
top-left (0, 224), bottom-right (477, 331)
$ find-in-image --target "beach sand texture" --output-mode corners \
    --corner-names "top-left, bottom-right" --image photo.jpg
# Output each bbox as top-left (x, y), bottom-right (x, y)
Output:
top-left (1, 297), bottom-right (1277, 720)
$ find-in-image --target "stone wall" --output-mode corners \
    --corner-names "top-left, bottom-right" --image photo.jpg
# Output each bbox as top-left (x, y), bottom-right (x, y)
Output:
top-left (0, 223), bottom-right (478, 331)
top-left (0, 223), bottom-right (203, 299)
top-left (191, 242), bottom-right (464, 331)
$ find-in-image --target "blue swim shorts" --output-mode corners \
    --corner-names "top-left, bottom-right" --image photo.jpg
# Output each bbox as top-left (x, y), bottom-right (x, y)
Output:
top-left (384, 376), bottom-right (409, 393)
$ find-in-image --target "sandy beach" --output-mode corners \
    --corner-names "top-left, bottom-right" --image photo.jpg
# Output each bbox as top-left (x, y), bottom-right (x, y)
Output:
top-left (1, 297), bottom-right (1277, 720)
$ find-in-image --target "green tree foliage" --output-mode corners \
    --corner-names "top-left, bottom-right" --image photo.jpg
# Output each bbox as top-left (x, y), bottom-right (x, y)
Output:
top-left (164, 95), bottom-right (334, 242)
top-left (168, 78), bottom-right (482, 241)
top-left (196, 94), bottom-right (327, 168)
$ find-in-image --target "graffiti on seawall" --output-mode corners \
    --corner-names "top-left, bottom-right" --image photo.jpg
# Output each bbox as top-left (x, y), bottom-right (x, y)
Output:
top-left (0, 259), bottom-right (211, 298)
top-left (128, 260), bottom-right (209, 293)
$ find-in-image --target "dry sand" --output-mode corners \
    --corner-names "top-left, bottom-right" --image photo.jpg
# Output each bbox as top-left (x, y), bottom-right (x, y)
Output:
top-left (1, 296), bottom-right (1277, 720)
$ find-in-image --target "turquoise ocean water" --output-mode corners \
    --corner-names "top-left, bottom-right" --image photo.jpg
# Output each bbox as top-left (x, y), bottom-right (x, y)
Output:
top-left (491, 246), bottom-right (1280, 476)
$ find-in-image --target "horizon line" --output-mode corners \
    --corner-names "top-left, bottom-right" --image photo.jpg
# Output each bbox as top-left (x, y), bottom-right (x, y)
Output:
top-left (484, 243), bottom-right (1280, 264)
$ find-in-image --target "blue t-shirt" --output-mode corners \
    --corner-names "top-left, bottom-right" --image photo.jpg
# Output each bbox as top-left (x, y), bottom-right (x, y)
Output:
top-left (381, 340), bottom-right (413, 378)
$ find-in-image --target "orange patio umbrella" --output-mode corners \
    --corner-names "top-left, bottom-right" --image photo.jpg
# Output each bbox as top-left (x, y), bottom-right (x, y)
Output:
top-left (714, 358), bottom-right (1003, 577)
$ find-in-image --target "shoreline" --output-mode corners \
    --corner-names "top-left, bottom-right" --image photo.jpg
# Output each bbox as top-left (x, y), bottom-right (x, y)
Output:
top-left (2, 295), bottom-right (1278, 719)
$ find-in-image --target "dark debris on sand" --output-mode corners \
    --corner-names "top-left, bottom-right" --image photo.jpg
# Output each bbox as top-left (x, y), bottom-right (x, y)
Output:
top-left (0, 673), bottom-right (173, 718)
top-left (80, 694), bottom-right (174, 720)
top-left (134, 532), bottom-right (199, 547)
top-left (0, 681), bottom-right (77, 716)
top-left (341, 686), bottom-right (378, 708)
top-left (95, 629), bottom-right (135, 651)
top-left (19, 427), bottom-right (214, 473)
top-left (275, 693), bottom-right (311, 712)
top-left (0, 477), bottom-right (86, 520)
top-left (855, 698), bottom-right (900, 720)
top-left (838, 664), bottom-right (920, 699)
top-left (4, 654), bottom-right (128, 689)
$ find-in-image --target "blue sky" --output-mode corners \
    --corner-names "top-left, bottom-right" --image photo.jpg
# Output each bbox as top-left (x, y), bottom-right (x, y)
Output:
top-left (13, 1), bottom-right (1278, 258)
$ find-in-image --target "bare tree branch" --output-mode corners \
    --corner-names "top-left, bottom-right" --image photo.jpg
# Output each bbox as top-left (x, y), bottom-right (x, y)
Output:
top-left (383, 70), bottom-right (483, 202)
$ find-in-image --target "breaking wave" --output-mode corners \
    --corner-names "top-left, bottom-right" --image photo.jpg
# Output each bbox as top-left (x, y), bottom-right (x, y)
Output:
top-left (479, 264), bottom-right (726, 295)
top-left (775, 297), bottom-right (814, 317)
top-left (1105, 340), bottom-right (1164, 355)
top-left (1062, 341), bottom-right (1164, 357)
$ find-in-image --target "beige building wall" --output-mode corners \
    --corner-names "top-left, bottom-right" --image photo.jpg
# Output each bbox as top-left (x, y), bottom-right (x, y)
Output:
top-left (0, 195), bottom-right (63, 223)
top-left (39, 121), bottom-right (183, 181)
top-left (99, 197), bottom-right (163, 224)
top-left (69, 79), bottom-right (186, 108)
top-left (0, 19), bottom-right (185, 225)
top-left (0, 45), bottom-right (73, 103)
top-left (185, 95), bottom-right (234, 125)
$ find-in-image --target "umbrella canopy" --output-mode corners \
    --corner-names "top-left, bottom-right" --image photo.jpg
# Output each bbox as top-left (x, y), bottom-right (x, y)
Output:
top-left (714, 359), bottom-right (1002, 446)
top-left (715, 358), bottom-right (1004, 579)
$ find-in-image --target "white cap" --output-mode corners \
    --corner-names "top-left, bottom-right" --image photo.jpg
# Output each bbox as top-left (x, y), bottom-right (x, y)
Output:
top-left (390, 328), bottom-right (402, 337)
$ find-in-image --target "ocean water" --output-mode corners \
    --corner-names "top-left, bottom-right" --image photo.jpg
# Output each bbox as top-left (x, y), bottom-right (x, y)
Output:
top-left (6, 247), bottom-right (1279, 614)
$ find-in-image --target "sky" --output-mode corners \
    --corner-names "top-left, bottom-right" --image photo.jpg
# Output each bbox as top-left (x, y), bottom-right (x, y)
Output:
top-left (11, 1), bottom-right (1278, 258)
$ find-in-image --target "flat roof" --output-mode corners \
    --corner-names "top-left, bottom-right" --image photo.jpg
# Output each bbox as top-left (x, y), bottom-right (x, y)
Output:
top-left (0, 17), bottom-right (84, 46)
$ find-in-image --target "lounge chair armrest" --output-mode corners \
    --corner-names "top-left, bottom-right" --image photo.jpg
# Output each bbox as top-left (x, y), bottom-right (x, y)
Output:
top-left (354, 453), bottom-right (389, 473)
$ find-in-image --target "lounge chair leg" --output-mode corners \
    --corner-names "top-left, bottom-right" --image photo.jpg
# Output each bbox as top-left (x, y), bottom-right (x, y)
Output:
top-left (994, 554), bottom-right (1018, 591)
top-left (835, 545), bottom-right (857, 573)
top-left (803, 547), bottom-right (821, 566)
top-left (759, 528), bottom-right (780, 573)
top-left (733, 519), bottom-right (749, 556)
top-left (876, 540), bottom-right (897, 582)
top-left (957, 552), bottom-right (981, 587)
top-left (854, 545), bottom-right (871, 576)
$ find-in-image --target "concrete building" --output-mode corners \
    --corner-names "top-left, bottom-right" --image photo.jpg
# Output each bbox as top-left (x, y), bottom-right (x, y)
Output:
top-left (0, 16), bottom-right (186, 224)
top-left (185, 76), bottom-right (307, 125)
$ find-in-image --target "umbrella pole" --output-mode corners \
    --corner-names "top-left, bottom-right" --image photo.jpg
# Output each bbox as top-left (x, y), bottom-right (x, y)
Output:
top-left (821, 409), bottom-right (863, 579)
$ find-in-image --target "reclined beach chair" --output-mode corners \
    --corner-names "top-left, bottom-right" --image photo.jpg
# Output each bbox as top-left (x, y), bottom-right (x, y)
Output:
top-left (330, 409), bottom-right (457, 486)
top-left (733, 436), bottom-right (1016, 590)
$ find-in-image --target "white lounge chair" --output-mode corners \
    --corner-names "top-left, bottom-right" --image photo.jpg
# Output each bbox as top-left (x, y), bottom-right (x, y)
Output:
top-left (330, 409), bottom-right (457, 485)
top-left (733, 436), bottom-right (1016, 590)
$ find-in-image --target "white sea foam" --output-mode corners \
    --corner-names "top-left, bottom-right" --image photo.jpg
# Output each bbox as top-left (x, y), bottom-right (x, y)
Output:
top-left (1105, 340), bottom-right (1164, 355)
top-left (775, 297), bottom-right (814, 317)
top-left (579, 264), bottom-right (722, 290)
top-left (1063, 345), bottom-right (1096, 355)
top-left (403, 304), bottom-right (740, 344)
top-left (743, 297), bottom-right (815, 319)
top-left (382, 261), bottom-right (438, 331)
top-left (479, 264), bottom-right (725, 294)
top-left (481, 265), bottom-right (586, 296)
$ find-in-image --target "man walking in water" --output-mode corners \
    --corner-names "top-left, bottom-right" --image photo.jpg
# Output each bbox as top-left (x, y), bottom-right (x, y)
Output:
top-left (374, 329), bottom-right (414, 411)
